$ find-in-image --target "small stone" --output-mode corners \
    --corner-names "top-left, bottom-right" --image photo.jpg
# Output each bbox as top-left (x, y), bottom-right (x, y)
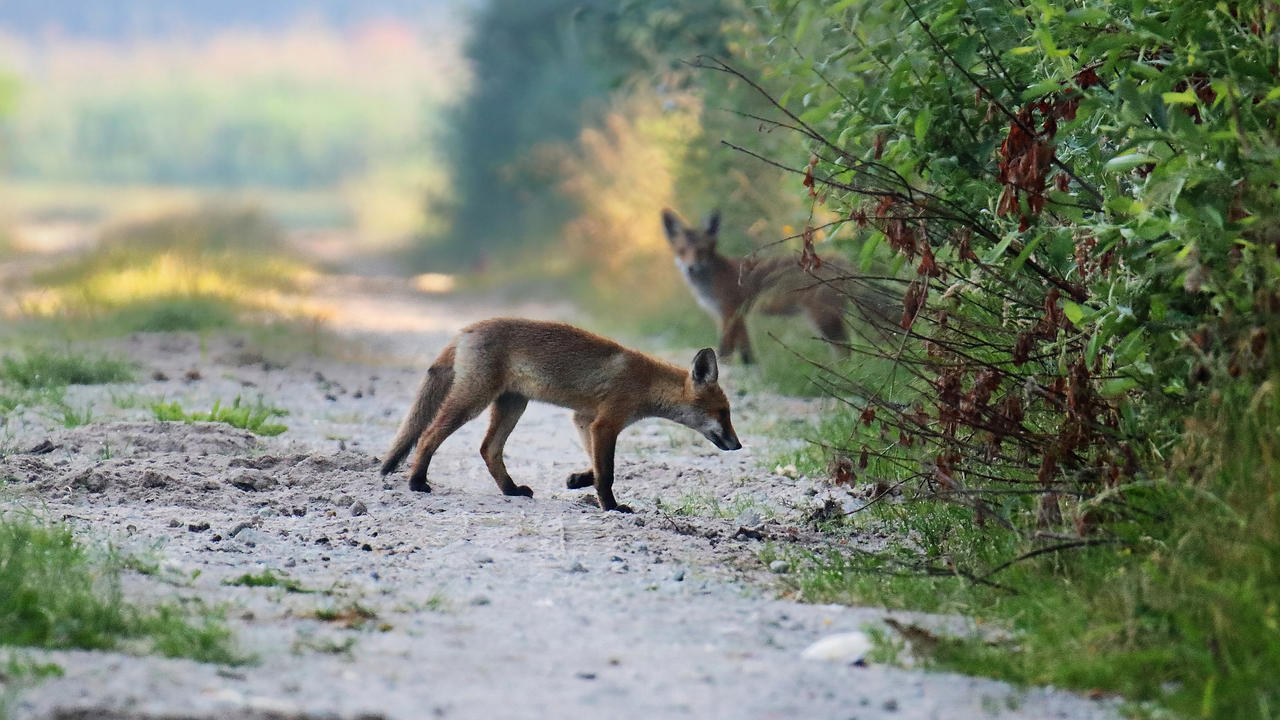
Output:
top-left (566, 561), bottom-right (588, 574)
top-left (672, 569), bottom-right (685, 582)
top-left (801, 632), bottom-right (874, 664)
top-left (350, 500), bottom-right (368, 517)
top-left (470, 595), bottom-right (491, 606)
top-left (292, 506), bottom-right (307, 517)
top-left (151, 370), bottom-right (169, 382)
top-left (361, 543), bottom-right (373, 552)
top-left (769, 560), bottom-right (790, 574)
top-left (168, 518), bottom-right (182, 528)
top-left (229, 471), bottom-right (275, 492)
top-left (883, 699), bottom-right (899, 712)
top-left (284, 557), bottom-right (297, 568)
top-left (188, 521), bottom-right (210, 533)
top-left (575, 672), bottom-right (596, 680)
top-left (475, 554), bottom-right (494, 564)
top-left (332, 494), bottom-right (354, 507)
top-left (636, 544), bottom-right (648, 552)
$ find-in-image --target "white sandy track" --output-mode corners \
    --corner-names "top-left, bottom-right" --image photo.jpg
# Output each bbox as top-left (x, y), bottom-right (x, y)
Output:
top-left (1, 277), bottom-right (1117, 720)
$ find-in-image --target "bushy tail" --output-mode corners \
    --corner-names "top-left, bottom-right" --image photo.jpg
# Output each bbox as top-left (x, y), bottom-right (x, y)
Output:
top-left (380, 344), bottom-right (456, 475)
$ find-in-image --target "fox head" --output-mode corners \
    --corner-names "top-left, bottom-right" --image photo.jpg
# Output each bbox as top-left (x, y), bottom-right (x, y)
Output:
top-left (673, 348), bottom-right (742, 452)
top-left (661, 208), bottom-right (721, 273)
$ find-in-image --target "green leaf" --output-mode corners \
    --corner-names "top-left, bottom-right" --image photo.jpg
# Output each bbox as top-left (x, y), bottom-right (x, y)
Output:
top-left (1161, 90), bottom-right (1198, 105)
top-left (1105, 153), bottom-right (1158, 172)
top-left (1100, 377), bottom-right (1140, 396)
top-left (913, 108), bottom-right (932, 144)
top-left (1006, 235), bottom-right (1044, 275)
top-left (1022, 79), bottom-right (1062, 100)
top-left (1062, 300), bottom-right (1084, 325)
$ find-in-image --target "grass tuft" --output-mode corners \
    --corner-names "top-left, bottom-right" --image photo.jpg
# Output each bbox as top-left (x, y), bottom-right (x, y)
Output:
top-left (0, 511), bottom-right (240, 665)
top-left (151, 396), bottom-right (288, 436)
top-left (223, 570), bottom-right (313, 594)
top-left (0, 349), bottom-right (134, 389)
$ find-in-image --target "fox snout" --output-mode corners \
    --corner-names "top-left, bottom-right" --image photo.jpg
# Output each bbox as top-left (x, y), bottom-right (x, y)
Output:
top-left (706, 427), bottom-right (743, 452)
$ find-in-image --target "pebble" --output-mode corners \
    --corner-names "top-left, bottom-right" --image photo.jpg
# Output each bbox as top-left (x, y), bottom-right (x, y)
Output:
top-left (188, 521), bottom-right (211, 533)
top-left (672, 569), bottom-right (685, 582)
top-left (350, 500), bottom-right (368, 517)
top-left (470, 595), bottom-right (491, 606)
top-left (769, 560), bottom-right (790, 574)
top-left (168, 518), bottom-right (182, 528)
top-left (883, 699), bottom-right (899, 712)
top-left (736, 508), bottom-right (763, 527)
top-left (475, 554), bottom-right (494, 564)
top-left (332, 494), bottom-right (354, 507)
top-left (566, 561), bottom-right (588, 573)
top-left (801, 632), bottom-right (873, 664)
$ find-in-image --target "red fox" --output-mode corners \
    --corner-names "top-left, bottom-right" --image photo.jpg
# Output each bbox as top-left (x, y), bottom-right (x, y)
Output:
top-left (380, 318), bottom-right (741, 512)
top-left (662, 208), bottom-right (854, 364)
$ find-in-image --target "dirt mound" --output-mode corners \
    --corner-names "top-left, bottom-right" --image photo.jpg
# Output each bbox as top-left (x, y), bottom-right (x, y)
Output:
top-left (46, 421), bottom-right (262, 457)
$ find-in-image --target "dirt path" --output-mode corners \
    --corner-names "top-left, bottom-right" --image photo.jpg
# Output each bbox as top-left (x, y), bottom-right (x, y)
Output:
top-left (1, 276), bottom-right (1117, 720)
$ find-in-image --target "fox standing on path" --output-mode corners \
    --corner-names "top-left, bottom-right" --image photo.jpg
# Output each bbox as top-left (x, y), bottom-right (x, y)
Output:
top-left (380, 318), bottom-right (742, 512)
top-left (662, 208), bottom-right (853, 364)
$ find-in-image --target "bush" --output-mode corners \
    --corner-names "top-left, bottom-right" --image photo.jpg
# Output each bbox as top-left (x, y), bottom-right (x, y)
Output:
top-left (0, 349), bottom-right (134, 389)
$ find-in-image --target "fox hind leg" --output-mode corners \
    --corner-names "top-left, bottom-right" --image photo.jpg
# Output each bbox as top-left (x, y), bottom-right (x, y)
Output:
top-left (566, 411), bottom-right (595, 490)
top-left (407, 389), bottom-right (493, 492)
top-left (481, 392), bottom-right (533, 497)
top-left (809, 305), bottom-right (850, 358)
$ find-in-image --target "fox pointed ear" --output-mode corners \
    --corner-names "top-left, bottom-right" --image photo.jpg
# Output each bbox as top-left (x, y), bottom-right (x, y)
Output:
top-left (705, 209), bottom-right (722, 237)
top-left (661, 209), bottom-right (683, 242)
top-left (690, 348), bottom-right (719, 386)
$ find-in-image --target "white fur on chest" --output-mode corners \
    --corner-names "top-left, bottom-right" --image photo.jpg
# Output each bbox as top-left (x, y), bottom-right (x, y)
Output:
top-left (678, 260), bottom-right (721, 316)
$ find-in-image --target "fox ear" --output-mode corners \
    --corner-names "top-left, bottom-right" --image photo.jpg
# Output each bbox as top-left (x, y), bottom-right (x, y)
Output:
top-left (691, 348), bottom-right (719, 386)
top-left (661, 209), bottom-right (683, 242)
top-left (705, 209), bottom-right (721, 237)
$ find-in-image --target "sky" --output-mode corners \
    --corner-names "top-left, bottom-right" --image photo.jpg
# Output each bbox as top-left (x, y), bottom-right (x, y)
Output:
top-left (0, 0), bottom-right (466, 40)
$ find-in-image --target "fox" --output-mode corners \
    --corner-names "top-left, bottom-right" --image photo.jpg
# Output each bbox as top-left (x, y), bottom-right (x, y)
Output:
top-left (379, 318), bottom-right (742, 513)
top-left (662, 208), bottom-right (859, 364)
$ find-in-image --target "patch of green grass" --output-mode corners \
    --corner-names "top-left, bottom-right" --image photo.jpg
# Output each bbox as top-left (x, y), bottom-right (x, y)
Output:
top-left (312, 602), bottom-right (377, 629)
top-left (656, 491), bottom-right (775, 521)
top-left (94, 297), bottom-right (240, 334)
top-left (151, 396), bottom-right (288, 436)
top-left (0, 511), bottom-right (240, 665)
top-left (0, 349), bottom-right (134, 389)
top-left (0, 386), bottom-right (67, 415)
top-left (51, 402), bottom-right (95, 429)
top-left (223, 570), bottom-right (313, 594)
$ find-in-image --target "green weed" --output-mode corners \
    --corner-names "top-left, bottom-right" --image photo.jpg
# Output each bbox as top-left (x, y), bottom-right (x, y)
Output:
top-left (151, 397), bottom-right (288, 436)
top-left (0, 511), bottom-right (240, 665)
top-left (0, 349), bottom-right (133, 389)
top-left (223, 570), bottom-right (313, 594)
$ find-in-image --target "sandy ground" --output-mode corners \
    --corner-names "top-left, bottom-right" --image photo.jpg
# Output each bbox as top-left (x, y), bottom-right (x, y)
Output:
top-left (0, 276), bottom-right (1118, 720)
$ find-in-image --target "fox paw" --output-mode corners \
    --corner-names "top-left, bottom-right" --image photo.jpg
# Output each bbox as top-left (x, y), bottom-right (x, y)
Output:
top-left (566, 471), bottom-right (594, 490)
top-left (504, 485), bottom-right (534, 498)
top-left (408, 477), bottom-right (431, 493)
top-left (608, 503), bottom-right (634, 514)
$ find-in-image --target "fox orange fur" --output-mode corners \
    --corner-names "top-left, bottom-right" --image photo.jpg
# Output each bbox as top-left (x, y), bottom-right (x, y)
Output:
top-left (662, 208), bottom-right (859, 364)
top-left (380, 318), bottom-right (741, 512)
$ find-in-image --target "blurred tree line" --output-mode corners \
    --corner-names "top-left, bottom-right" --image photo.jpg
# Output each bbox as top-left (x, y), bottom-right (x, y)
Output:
top-left (427, 0), bottom-right (809, 298)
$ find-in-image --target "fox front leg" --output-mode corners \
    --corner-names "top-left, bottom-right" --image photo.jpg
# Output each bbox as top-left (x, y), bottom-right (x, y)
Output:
top-left (589, 421), bottom-right (631, 513)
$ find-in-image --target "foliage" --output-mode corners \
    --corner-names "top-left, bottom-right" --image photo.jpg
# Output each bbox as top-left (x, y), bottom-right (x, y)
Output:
top-left (151, 396), bottom-right (288, 436)
top-left (17, 207), bottom-right (313, 328)
top-left (0, 349), bottom-right (134, 389)
top-left (725, 0), bottom-right (1280, 715)
top-left (0, 511), bottom-right (239, 664)
top-left (431, 0), bottom-right (743, 267)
